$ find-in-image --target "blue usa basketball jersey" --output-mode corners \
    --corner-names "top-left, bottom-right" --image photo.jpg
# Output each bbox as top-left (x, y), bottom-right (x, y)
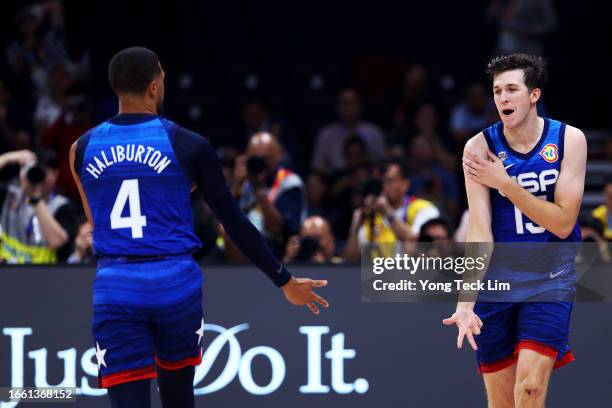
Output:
top-left (79, 116), bottom-right (201, 257)
top-left (481, 117), bottom-right (581, 300)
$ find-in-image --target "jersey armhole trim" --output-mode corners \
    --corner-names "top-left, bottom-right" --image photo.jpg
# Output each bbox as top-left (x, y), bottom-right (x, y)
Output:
top-left (161, 119), bottom-right (196, 185)
top-left (74, 132), bottom-right (90, 176)
top-left (482, 128), bottom-right (495, 153)
top-left (558, 122), bottom-right (567, 162)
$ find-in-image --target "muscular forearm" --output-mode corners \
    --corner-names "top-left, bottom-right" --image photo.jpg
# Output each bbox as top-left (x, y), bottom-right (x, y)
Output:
top-left (33, 202), bottom-right (69, 250)
top-left (500, 178), bottom-right (576, 238)
top-left (456, 223), bottom-right (494, 311)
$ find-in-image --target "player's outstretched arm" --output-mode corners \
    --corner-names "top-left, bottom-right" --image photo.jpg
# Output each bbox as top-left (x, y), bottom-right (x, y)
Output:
top-left (180, 130), bottom-right (329, 314)
top-left (463, 126), bottom-right (586, 239)
top-left (443, 133), bottom-right (492, 350)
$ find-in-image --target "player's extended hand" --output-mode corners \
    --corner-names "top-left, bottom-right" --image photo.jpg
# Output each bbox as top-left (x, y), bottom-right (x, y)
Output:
top-left (282, 277), bottom-right (329, 315)
top-left (442, 309), bottom-right (483, 350)
top-left (463, 149), bottom-right (511, 191)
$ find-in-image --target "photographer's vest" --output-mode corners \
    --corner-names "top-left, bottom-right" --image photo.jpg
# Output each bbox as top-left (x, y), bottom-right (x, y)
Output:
top-left (241, 168), bottom-right (306, 238)
top-left (592, 205), bottom-right (612, 240)
top-left (0, 182), bottom-right (68, 264)
top-left (359, 195), bottom-right (438, 257)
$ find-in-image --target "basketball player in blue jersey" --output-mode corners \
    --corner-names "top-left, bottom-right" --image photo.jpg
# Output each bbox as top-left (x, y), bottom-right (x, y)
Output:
top-left (443, 54), bottom-right (586, 407)
top-left (68, 47), bottom-right (329, 408)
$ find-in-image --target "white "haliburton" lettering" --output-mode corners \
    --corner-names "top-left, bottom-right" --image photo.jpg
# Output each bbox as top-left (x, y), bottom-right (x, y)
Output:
top-left (85, 144), bottom-right (171, 179)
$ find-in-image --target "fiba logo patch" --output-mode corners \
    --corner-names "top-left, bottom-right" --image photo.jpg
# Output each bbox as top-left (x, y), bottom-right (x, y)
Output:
top-left (498, 151), bottom-right (507, 161)
top-left (539, 143), bottom-right (558, 163)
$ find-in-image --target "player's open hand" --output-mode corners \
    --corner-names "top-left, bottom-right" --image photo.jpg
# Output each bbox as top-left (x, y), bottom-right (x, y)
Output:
top-left (463, 149), bottom-right (511, 191)
top-left (282, 277), bottom-right (329, 315)
top-left (442, 309), bottom-right (483, 350)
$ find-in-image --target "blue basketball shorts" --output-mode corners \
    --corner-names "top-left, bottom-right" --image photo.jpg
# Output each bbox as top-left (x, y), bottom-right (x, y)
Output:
top-left (91, 255), bottom-right (204, 388)
top-left (474, 301), bottom-right (575, 374)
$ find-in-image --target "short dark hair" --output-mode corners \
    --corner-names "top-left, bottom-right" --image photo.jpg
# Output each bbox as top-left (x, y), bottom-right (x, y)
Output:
top-left (420, 217), bottom-right (451, 233)
top-left (486, 54), bottom-right (548, 91)
top-left (108, 47), bottom-right (161, 95)
top-left (385, 158), bottom-right (411, 180)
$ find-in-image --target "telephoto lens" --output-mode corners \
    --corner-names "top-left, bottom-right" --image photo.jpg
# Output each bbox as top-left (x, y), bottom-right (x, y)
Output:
top-left (25, 164), bottom-right (46, 185)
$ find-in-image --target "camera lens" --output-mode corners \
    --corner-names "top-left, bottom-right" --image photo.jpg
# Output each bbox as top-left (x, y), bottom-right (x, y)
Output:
top-left (296, 236), bottom-right (320, 260)
top-left (246, 156), bottom-right (268, 176)
top-left (26, 165), bottom-right (46, 185)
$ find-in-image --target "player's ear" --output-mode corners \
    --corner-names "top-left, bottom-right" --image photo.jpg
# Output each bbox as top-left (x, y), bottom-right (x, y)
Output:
top-left (530, 88), bottom-right (541, 104)
top-left (148, 79), bottom-right (157, 98)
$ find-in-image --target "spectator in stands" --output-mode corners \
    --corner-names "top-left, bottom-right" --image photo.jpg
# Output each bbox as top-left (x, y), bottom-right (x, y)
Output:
top-left (326, 135), bottom-right (374, 238)
top-left (328, 135), bottom-right (372, 203)
top-left (42, 86), bottom-right (93, 199)
top-left (236, 99), bottom-right (299, 167)
top-left (380, 65), bottom-right (435, 132)
top-left (0, 148), bottom-right (78, 264)
top-left (408, 133), bottom-right (460, 217)
top-left (343, 159), bottom-right (440, 261)
top-left (4, 2), bottom-right (69, 92)
top-left (283, 216), bottom-right (341, 264)
top-left (306, 171), bottom-right (329, 217)
top-left (418, 217), bottom-right (456, 258)
top-left (230, 132), bottom-right (306, 257)
top-left (34, 61), bottom-right (74, 131)
top-left (592, 177), bottom-right (612, 241)
top-left (311, 88), bottom-right (385, 175)
top-left (389, 103), bottom-right (456, 171)
top-left (419, 217), bottom-right (452, 243)
top-left (578, 216), bottom-right (610, 263)
top-left (449, 82), bottom-right (497, 145)
top-left (67, 217), bottom-right (94, 264)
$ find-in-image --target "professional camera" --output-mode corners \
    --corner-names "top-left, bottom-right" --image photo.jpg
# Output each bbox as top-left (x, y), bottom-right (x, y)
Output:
top-left (295, 236), bottom-right (320, 261)
top-left (246, 155), bottom-right (268, 177)
top-left (24, 163), bottom-right (47, 186)
top-left (357, 178), bottom-right (382, 197)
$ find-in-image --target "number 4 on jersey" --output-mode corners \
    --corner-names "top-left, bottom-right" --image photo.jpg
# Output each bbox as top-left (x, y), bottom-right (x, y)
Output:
top-left (110, 179), bottom-right (147, 238)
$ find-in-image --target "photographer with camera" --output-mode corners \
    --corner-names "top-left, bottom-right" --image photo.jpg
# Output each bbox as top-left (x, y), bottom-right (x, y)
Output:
top-left (283, 216), bottom-right (341, 264)
top-left (230, 132), bottom-right (306, 257)
top-left (343, 159), bottom-right (440, 262)
top-left (0, 148), bottom-right (78, 263)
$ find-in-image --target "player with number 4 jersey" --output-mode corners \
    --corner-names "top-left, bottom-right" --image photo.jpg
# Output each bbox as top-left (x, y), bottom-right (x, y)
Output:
top-left (69, 47), bottom-right (329, 408)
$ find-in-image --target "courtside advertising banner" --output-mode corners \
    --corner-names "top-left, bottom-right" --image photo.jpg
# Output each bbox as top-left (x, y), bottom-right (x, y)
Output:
top-left (1, 264), bottom-right (611, 407)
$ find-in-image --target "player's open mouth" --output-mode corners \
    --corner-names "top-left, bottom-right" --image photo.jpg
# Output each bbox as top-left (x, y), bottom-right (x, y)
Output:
top-left (502, 108), bottom-right (515, 116)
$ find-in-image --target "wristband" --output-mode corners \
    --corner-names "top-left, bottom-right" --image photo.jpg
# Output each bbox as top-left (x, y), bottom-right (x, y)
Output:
top-left (28, 196), bottom-right (42, 206)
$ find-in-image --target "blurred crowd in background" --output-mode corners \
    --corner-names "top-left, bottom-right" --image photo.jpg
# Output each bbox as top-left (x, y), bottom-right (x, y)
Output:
top-left (0, 0), bottom-right (610, 266)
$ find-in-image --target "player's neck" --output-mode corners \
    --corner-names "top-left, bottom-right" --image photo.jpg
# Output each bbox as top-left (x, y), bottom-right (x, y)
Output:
top-left (117, 97), bottom-right (158, 115)
top-left (503, 112), bottom-right (542, 146)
